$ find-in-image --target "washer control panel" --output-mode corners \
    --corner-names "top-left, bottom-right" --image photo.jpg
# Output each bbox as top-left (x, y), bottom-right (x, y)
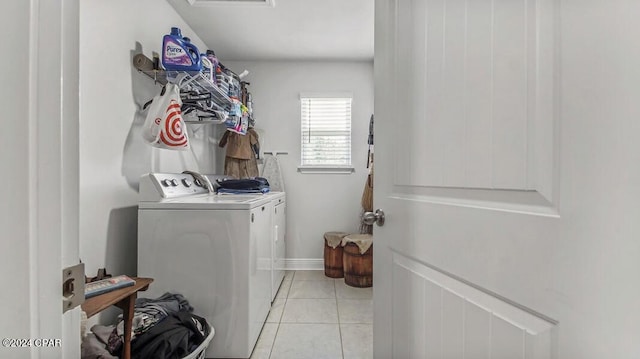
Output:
top-left (140, 173), bottom-right (209, 201)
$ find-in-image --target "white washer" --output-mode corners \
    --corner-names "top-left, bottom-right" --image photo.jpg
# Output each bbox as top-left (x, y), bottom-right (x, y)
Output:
top-left (138, 173), bottom-right (279, 358)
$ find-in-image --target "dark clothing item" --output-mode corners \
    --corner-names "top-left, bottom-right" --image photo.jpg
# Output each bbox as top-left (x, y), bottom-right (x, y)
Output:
top-left (217, 187), bottom-right (269, 194)
top-left (92, 325), bottom-right (116, 345)
top-left (108, 292), bottom-right (195, 355)
top-left (134, 292), bottom-right (194, 323)
top-left (131, 312), bottom-right (210, 359)
top-left (81, 332), bottom-right (118, 359)
top-left (136, 292), bottom-right (194, 313)
top-left (217, 177), bottom-right (269, 190)
top-left (107, 330), bottom-right (122, 357)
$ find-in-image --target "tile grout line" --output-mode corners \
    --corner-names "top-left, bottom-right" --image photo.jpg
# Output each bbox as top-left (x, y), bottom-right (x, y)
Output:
top-left (267, 271), bottom-right (293, 359)
top-left (266, 322), bottom-right (279, 359)
top-left (334, 278), bottom-right (346, 359)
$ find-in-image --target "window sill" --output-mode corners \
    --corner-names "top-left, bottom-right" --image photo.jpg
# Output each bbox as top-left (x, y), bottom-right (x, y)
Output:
top-left (297, 166), bottom-right (355, 174)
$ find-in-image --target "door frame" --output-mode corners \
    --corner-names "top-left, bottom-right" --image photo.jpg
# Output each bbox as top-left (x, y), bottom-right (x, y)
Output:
top-left (28, 0), bottom-right (80, 356)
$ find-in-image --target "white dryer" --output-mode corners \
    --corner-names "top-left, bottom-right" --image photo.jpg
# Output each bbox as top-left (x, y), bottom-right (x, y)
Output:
top-left (137, 172), bottom-right (282, 358)
top-left (270, 193), bottom-right (286, 302)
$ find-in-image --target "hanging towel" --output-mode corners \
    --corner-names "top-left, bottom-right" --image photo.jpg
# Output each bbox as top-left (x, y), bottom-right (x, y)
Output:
top-left (261, 153), bottom-right (285, 192)
top-left (341, 234), bottom-right (373, 254)
top-left (324, 232), bottom-right (349, 249)
top-left (219, 128), bottom-right (260, 178)
top-left (219, 129), bottom-right (259, 160)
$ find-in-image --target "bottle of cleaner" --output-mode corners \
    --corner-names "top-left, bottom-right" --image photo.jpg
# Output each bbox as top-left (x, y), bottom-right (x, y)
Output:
top-left (206, 50), bottom-right (219, 85)
top-left (200, 54), bottom-right (213, 83)
top-left (162, 27), bottom-right (201, 73)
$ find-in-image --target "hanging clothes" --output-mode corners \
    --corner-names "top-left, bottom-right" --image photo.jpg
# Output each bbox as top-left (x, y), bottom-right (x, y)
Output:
top-left (260, 153), bottom-right (285, 192)
top-left (219, 128), bottom-right (259, 178)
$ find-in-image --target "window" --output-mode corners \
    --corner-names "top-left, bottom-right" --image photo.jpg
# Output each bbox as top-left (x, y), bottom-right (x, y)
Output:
top-left (299, 93), bottom-right (354, 173)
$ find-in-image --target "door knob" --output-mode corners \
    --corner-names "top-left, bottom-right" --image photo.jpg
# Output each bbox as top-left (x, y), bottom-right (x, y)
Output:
top-left (362, 209), bottom-right (385, 226)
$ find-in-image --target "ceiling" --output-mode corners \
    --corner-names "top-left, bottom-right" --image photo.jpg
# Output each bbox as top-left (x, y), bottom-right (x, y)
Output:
top-left (166, 0), bottom-right (374, 61)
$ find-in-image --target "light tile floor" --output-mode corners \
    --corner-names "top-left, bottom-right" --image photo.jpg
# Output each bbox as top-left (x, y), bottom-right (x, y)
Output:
top-left (251, 270), bottom-right (373, 359)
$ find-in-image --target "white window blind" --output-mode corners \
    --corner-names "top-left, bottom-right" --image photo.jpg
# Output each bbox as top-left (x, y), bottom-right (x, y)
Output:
top-left (300, 94), bottom-right (352, 168)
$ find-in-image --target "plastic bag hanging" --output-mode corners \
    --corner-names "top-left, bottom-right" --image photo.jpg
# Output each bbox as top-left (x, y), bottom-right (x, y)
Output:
top-left (142, 83), bottom-right (190, 150)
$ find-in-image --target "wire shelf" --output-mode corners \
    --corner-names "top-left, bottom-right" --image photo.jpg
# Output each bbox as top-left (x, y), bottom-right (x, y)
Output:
top-left (171, 71), bottom-right (234, 111)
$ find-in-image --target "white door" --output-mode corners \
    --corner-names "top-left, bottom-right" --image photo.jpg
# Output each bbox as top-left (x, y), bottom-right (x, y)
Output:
top-left (0, 1), bottom-right (81, 358)
top-left (374, 0), bottom-right (640, 358)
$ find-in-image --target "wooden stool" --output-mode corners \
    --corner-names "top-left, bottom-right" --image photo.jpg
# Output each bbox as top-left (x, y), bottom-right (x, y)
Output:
top-left (342, 234), bottom-right (373, 288)
top-left (324, 232), bottom-right (348, 278)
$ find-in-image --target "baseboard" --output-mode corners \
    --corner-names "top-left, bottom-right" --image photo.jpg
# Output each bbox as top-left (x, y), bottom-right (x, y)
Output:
top-left (284, 258), bottom-right (324, 271)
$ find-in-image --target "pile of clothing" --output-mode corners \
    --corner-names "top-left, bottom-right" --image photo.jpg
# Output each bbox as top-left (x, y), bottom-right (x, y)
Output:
top-left (216, 177), bottom-right (270, 194)
top-left (81, 292), bottom-right (211, 359)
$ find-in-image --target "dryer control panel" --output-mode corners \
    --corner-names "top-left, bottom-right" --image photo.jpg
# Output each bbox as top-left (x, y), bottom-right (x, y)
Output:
top-left (139, 173), bottom-right (209, 201)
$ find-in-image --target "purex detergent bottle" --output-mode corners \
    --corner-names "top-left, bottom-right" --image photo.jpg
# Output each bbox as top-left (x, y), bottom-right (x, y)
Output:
top-left (162, 27), bottom-right (201, 72)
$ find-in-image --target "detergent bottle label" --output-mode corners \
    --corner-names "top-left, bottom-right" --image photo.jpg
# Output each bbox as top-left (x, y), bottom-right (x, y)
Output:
top-left (164, 40), bottom-right (192, 66)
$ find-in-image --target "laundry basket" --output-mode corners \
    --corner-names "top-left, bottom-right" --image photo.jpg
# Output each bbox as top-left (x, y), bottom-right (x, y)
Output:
top-left (181, 324), bottom-right (215, 359)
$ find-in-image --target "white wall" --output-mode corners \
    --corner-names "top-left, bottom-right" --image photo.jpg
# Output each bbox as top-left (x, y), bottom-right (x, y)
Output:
top-left (79, 1), bottom-right (218, 278)
top-left (80, 3), bottom-right (373, 274)
top-left (225, 61), bottom-right (374, 263)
